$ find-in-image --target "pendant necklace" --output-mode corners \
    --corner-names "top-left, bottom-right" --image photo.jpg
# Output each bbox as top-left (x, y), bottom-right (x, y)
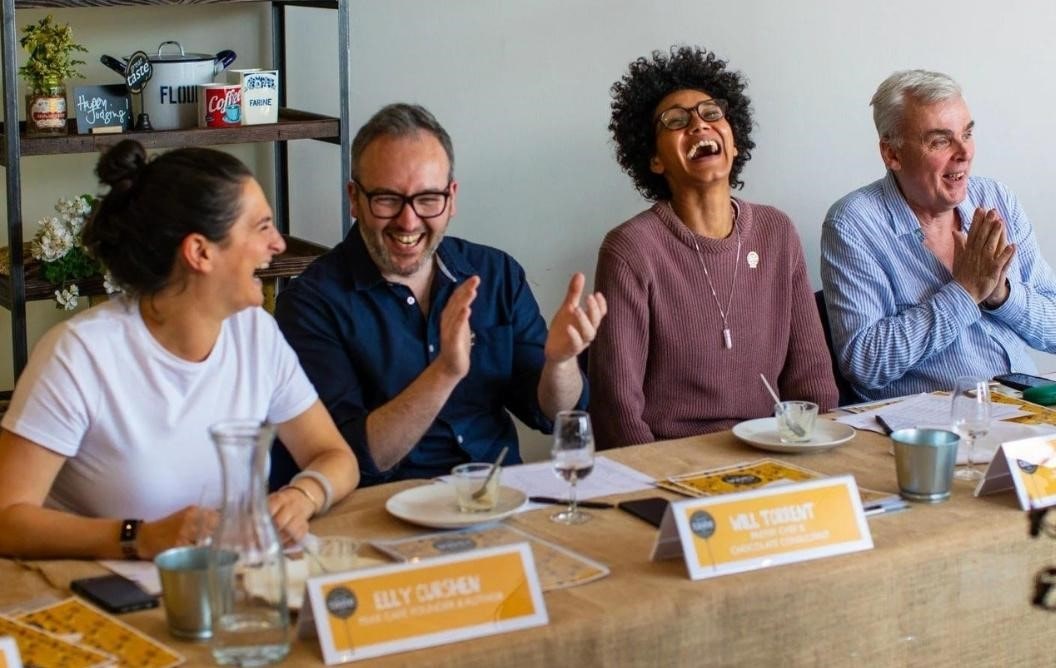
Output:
top-left (692, 209), bottom-right (741, 350)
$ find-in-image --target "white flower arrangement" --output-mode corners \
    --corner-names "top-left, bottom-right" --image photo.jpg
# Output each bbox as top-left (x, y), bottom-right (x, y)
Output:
top-left (29, 194), bottom-right (121, 310)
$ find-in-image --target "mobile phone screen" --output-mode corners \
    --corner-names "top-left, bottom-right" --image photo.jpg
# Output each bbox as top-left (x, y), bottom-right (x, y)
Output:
top-left (617, 497), bottom-right (669, 528)
top-left (70, 574), bottom-right (159, 614)
top-left (994, 373), bottom-right (1054, 391)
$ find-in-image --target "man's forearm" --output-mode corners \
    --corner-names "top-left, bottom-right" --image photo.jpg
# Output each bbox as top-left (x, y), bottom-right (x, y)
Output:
top-left (537, 357), bottom-right (584, 421)
top-left (364, 362), bottom-right (463, 471)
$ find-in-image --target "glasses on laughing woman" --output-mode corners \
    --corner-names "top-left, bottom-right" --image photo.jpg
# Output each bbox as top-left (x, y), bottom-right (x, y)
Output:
top-left (655, 98), bottom-right (729, 131)
top-left (353, 179), bottom-right (452, 220)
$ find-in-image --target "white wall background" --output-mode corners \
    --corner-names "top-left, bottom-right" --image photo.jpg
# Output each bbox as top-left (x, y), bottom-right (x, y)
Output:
top-left (6, 1), bottom-right (1056, 459)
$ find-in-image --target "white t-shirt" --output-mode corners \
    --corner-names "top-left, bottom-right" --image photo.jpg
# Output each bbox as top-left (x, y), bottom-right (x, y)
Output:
top-left (2, 298), bottom-right (317, 521)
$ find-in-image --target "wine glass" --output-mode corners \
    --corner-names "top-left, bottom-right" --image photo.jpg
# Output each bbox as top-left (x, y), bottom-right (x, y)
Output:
top-left (550, 410), bottom-right (595, 525)
top-left (951, 375), bottom-right (991, 481)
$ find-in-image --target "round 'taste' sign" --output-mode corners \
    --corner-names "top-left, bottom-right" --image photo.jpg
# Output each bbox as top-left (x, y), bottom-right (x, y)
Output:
top-left (125, 51), bottom-right (153, 94)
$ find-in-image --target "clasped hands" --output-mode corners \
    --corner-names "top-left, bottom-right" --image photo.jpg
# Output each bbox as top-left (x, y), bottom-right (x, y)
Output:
top-left (434, 272), bottom-right (607, 380)
top-left (953, 206), bottom-right (1016, 307)
top-left (134, 489), bottom-right (317, 558)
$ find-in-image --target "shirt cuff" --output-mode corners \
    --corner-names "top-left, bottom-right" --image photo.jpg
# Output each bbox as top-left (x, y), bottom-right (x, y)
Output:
top-left (942, 280), bottom-right (984, 329)
top-left (981, 279), bottom-right (1022, 322)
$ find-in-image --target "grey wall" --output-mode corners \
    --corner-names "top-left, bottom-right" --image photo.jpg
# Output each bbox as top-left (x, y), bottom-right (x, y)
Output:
top-left (287, 0), bottom-right (1056, 458)
top-left (6, 1), bottom-right (1056, 458)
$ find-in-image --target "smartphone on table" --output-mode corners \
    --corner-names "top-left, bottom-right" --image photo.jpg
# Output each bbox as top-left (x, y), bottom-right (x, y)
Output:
top-left (70, 574), bottom-right (159, 614)
top-left (617, 497), bottom-right (670, 528)
top-left (993, 373), bottom-right (1056, 391)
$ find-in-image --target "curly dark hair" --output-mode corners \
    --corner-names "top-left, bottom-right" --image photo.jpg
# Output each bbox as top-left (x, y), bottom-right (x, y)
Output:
top-left (609, 45), bottom-right (755, 200)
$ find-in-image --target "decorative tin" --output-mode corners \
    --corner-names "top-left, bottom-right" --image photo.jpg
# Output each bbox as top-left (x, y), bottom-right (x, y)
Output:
top-left (239, 70), bottom-right (279, 125)
top-left (198, 83), bottom-right (242, 128)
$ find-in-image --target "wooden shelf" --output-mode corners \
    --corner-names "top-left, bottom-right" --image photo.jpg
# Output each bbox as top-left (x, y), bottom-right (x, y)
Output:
top-left (13, 1), bottom-right (333, 8)
top-left (0, 108), bottom-right (338, 162)
top-left (0, 234), bottom-right (327, 309)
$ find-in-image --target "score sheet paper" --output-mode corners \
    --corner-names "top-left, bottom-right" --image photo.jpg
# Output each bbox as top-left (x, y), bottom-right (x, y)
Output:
top-left (300, 543), bottom-right (547, 664)
top-left (652, 475), bottom-right (873, 580)
top-left (976, 434), bottom-right (1056, 509)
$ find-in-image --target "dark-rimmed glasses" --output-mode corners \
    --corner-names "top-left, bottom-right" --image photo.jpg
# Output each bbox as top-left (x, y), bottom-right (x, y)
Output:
top-left (353, 179), bottom-right (452, 220)
top-left (655, 99), bottom-right (729, 131)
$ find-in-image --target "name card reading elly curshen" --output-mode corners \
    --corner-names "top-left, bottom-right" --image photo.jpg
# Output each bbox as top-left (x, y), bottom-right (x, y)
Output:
top-left (652, 475), bottom-right (873, 580)
top-left (74, 85), bottom-right (132, 134)
top-left (298, 543), bottom-right (547, 664)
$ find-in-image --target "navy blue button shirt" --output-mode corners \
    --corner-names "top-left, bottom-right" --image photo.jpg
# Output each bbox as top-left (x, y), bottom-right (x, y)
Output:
top-left (271, 224), bottom-right (587, 487)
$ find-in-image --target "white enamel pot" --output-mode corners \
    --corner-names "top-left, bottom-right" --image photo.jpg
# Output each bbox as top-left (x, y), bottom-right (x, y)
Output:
top-left (102, 41), bottom-right (237, 130)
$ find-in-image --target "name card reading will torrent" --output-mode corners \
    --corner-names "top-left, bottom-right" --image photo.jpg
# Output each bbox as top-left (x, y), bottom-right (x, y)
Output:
top-left (975, 434), bottom-right (1056, 509)
top-left (652, 475), bottom-right (873, 580)
top-left (299, 543), bottom-right (547, 664)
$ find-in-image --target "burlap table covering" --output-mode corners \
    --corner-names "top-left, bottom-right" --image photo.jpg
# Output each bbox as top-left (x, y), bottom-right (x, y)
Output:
top-left (1, 428), bottom-right (1053, 666)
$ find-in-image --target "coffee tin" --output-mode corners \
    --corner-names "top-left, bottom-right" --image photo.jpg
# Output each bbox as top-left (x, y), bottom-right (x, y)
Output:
top-left (198, 83), bottom-right (242, 128)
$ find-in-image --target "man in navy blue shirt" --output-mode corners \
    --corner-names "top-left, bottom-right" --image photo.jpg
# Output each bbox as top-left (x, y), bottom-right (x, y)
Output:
top-left (271, 103), bottom-right (606, 487)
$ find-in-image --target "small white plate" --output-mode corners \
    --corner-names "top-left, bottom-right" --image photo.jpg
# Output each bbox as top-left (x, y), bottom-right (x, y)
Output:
top-left (245, 554), bottom-right (387, 611)
top-left (385, 483), bottom-right (528, 529)
top-left (732, 417), bottom-right (856, 454)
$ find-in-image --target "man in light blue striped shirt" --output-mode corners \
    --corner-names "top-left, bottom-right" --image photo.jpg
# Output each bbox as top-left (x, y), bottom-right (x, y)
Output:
top-left (821, 70), bottom-right (1056, 401)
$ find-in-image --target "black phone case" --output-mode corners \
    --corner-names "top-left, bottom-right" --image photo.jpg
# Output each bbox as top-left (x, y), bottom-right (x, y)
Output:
top-left (70, 574), bottom-right (159, 614)
top-left (994, 373), bottom-right (1053, 391)
top-left (617, 497), bottom-right (669, 528)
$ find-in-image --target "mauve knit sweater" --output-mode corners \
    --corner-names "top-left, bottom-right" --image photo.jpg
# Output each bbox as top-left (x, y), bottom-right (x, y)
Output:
top-left (589, 199), bottom-right (838, 449)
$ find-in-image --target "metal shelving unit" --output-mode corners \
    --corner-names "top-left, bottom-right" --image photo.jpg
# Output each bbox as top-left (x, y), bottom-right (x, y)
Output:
top-left (0, 0), bottom-right (351, 378)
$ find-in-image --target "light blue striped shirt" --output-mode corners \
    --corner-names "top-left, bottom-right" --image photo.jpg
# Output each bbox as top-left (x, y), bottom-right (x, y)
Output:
top-left (820, 172), bottom-right (1056, 400)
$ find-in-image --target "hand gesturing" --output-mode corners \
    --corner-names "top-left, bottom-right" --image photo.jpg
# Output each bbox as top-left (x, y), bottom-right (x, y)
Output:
top-left (437, 276), bottom-right (480, 380)
top-left (952, 207), bottom-right (1015, 304)
top-left (544, 273), bottom-right (607, 363)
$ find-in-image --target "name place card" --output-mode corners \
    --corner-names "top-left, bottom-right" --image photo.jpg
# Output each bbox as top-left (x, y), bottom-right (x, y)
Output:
top-left (976, 434), bottom-right (1056, 509)
top-left (652, 475), bottom-right (873, 580)
top-left (300, 543), bottom-right (547, 664)
top-left (0, 637), bottom-right (22, 668)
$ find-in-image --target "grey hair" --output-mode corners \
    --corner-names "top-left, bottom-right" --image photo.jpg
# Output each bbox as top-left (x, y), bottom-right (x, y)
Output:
top-left (870, 70), bottom-right (963, 147)
top-left (350, 103), bottom-right (455, 181)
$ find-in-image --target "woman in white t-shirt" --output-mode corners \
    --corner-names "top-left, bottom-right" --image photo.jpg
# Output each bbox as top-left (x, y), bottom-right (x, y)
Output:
top-left (0, 140), bottom-right (359, 560)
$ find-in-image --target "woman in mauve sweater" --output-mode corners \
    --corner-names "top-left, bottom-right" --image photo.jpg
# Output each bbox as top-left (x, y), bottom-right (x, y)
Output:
top-left (590, 46), bottom-right (837, 449)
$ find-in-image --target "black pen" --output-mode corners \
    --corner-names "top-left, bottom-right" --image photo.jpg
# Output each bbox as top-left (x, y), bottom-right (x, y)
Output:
top-left (875, 415), bottom-right (894, 436)
top-left (529, 496), bottom-right (614, 509)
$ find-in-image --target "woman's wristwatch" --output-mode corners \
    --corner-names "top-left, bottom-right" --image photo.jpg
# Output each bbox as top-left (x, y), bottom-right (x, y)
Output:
top-left (120, 518), bottom-right (142, 559)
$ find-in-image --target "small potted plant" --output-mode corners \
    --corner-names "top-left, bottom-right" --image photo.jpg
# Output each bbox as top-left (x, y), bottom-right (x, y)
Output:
top-left (19, 15), bottom-right (87, 136)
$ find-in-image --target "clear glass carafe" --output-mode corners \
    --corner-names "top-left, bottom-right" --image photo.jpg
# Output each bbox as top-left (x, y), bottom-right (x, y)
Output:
top-left (208, 420), bottom-right (290, 666)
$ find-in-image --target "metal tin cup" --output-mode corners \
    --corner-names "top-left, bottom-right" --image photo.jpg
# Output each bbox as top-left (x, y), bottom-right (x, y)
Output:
top-left (155, 546), bottom-right (235, 640)
top-left (891, 428), bottom-right (960, 503)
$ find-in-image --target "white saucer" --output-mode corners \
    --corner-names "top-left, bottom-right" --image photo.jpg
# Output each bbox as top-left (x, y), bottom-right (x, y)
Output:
top-left (385, 483), bottom-right (527, 529)
top-left (732, 417), bottom-right (856, 454)
top-left (244, 554), bottom-right (387, 611)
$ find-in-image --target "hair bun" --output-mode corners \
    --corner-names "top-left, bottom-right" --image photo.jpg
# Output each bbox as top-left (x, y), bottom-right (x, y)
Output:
top-left (95, 139), bottom-right (148, 193)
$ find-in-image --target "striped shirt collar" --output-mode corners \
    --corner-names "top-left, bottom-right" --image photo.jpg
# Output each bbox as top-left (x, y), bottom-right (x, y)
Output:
top-left (881, 170), bottom-right (980, 238)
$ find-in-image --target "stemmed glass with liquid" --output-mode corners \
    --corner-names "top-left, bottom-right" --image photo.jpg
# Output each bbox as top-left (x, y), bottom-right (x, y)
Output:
top-left (951, 375), bottom-right (991, 481)
top-left (550, 410), bottom-right (595, 525)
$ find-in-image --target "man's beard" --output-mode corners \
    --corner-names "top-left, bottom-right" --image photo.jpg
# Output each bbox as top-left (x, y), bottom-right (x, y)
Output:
top-left (360, 226), bottom-right (443, 277)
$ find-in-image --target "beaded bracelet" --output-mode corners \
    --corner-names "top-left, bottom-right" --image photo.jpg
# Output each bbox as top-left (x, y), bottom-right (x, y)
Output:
top-left (282, 483), bottom-right (321, 515)
top-left (291, 469), bottom-right (334, 515)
